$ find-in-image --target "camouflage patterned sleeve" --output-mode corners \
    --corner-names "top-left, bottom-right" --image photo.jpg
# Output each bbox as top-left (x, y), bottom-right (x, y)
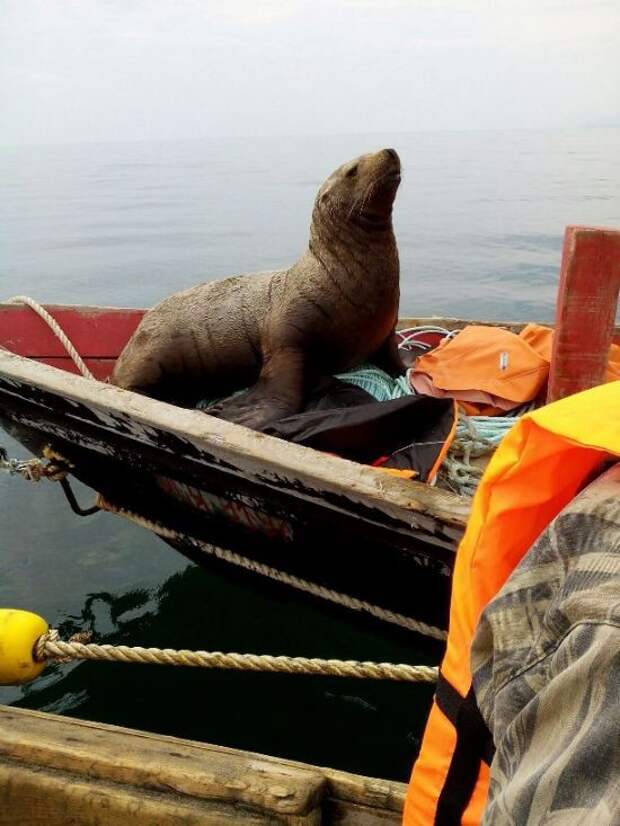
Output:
top-left (471, 462), bottom-right (620, 826)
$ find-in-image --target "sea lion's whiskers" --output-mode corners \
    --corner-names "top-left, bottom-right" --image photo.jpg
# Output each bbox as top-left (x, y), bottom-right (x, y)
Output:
top-left (352, 168), bottom-right (396, 219)
top-left (350, 180), bottom-right (374, 220)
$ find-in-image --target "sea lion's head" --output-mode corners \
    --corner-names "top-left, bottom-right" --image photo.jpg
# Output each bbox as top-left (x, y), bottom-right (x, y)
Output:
top-left (314, 148), bottom-right (401, 232)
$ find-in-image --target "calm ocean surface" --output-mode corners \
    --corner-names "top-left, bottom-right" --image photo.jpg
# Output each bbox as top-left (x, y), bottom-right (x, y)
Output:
top-left (1, 128), bottom-right (619, 781)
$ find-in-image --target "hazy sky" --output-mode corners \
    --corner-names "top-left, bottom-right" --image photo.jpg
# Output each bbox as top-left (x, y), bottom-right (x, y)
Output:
top-left (2, 0), bottom-right (619, 145)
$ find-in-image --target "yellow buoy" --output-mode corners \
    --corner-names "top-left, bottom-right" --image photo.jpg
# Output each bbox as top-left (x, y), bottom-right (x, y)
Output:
top-left (0, 609), bottom-right (48, 685)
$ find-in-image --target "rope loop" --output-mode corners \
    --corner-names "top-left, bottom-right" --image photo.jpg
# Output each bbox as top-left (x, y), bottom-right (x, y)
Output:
top-left (0, 448), bottom-right (69, 483)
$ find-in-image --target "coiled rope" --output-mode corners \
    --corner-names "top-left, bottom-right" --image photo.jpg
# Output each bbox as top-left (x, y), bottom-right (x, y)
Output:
top-left (335, 360), bottom-right (523, 498)
top-left (35, 629), bottom-right (438, 683)
top-left (96, 494), bottom-right (447, 642)
top-left (6, 295), bottom-right (95, 380)
top-left (336, 365), bottom-right (412, 401)
top-left (0, 447), bottom-right (67, 482)
top-left (441, 415), bottom-right (516, 497)
top-left (441, 409), bottom-right (533, 496)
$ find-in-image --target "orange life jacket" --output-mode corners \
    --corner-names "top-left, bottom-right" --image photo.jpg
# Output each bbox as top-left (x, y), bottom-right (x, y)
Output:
top-left (403, 380), bottom-right (620, 825)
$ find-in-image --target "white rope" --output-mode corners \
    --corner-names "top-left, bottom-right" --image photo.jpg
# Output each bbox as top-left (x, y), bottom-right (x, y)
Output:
top-left (6, 295), bottom-right (95, 380)
top-left (36, 629), bottom-right (438, 683)
top-left (97, 495), bottom-right (447, 642)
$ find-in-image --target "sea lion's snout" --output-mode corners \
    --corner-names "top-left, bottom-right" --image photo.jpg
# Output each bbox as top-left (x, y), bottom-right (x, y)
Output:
top-left (376, 148), bottom-right (401, 182)
top-left (382, 148), bottom-right (401, 172)
top-left (355, 148), bottom-right (402, 226)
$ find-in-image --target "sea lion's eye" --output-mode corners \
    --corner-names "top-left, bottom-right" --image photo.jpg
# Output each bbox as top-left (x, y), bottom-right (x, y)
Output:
top-left (345, 164), bottom-right (358, 178)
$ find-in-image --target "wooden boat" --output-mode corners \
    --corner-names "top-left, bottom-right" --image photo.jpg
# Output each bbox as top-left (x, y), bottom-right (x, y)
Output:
top-left (0, 302), bottom-right (475, 638)
top-left (0, 704), bottom-right (406, 824)
top-left (1, 227), bottom-right (618, 639)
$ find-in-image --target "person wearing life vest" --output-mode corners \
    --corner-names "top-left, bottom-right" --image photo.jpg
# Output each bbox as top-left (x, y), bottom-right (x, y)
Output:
top-left (404, 380), bottom-right (620, 825)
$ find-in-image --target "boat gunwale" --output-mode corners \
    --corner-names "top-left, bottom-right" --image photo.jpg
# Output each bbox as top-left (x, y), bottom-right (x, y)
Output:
top-left (0, 344), bottom-right (470, 533)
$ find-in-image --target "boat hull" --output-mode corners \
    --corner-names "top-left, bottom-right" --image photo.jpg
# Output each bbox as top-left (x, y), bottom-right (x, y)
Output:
top-left (0, 341), bottom-right (463, 635)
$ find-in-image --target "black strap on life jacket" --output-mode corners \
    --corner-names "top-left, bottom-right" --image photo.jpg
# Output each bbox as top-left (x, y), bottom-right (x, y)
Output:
top-left (433, 673), bottom-right (495, 826)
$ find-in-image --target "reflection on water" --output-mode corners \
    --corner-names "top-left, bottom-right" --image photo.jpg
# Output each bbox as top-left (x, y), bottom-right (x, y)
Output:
top-left (1, 438), bottom-right (439, 779)
top-left (0, 435), bottom-right (439, 781)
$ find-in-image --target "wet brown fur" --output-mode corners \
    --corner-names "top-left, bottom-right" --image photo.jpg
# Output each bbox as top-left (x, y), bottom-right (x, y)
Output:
top-left (110, 148), bottom-right (402, 428)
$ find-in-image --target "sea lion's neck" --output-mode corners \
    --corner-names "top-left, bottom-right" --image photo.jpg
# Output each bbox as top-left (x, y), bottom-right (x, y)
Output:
top-left (301, 201), bottom-right (398, 313)
top-left (309, 202), bottom-right (396, 259)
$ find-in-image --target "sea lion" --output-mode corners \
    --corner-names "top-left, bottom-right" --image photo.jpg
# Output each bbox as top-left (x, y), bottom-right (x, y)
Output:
top-left (111, 148), bottom-right (402, 429)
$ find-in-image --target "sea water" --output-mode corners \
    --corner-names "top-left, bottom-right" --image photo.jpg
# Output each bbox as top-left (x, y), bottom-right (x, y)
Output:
top-left (1, 128), bottom-right (618, 780)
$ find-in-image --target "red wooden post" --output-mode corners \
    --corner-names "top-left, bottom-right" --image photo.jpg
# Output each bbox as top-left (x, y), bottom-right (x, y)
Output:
top-left (547, 226), bottom-right (620, 402)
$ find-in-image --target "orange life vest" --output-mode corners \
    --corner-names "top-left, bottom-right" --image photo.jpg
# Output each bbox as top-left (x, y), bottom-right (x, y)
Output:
top-left (404, 380), bottom-right (620, 825)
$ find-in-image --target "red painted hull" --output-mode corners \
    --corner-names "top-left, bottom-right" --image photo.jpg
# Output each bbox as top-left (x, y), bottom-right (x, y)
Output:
top-left (0, 305), bottom-right (144, 381)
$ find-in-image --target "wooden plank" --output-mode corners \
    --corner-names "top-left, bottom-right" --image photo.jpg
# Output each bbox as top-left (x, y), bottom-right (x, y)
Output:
top-left (318, 769), bottom-right (405, 814)
top-left (398, 316), bottom-right (540, 334)
top-left (30, 356), bottom-right (116, 380)
top-left (0, 347), bottom-right (470, 532)
top-left (4, 706), bottom-right (407, 813)
top-left (0, 706), bottom-right (406, 824)
top-left (0, 304), bottom-right (144, 358)
top-left (324, 799), bottom-right (402, 824)
top-left (0, 706), bottom-right (324, 819)
top-left (0, 760), bottom-right (303, 825)
top-left (398, 316), bottom-right (620, 343)
top-left (547, 226), bottom-right (620, 402)
top-left (2, 302), bottom-right (619, 361)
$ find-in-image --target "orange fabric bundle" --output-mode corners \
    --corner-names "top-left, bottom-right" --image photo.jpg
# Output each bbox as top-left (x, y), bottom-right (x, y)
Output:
top-left (412, 325), bottom-right (549, 412)
top-left (411, 323), bottom-right (620, 416)
top-left (521, 322), bottom-right (620, 382)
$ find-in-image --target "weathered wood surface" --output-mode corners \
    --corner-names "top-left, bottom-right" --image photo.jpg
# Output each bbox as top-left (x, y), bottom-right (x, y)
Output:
top-left (400, 316), bottom-right (620, 342)
top-left (547, 226), bottom-right (620, 402)
top-left (398, 316), bottom-right (550, 333)
top-left (0, 346), bottom-right (470, 542)
top-left (1, 762), bottom-right (304, 826)
top-left (0, 705), bottom-right (405, 825)
top-left (26, 356), bottom-right (122, 380)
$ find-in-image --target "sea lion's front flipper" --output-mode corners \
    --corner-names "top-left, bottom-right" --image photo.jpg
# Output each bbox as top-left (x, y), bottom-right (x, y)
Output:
top-left (208, 346), bottom-right (306, 431)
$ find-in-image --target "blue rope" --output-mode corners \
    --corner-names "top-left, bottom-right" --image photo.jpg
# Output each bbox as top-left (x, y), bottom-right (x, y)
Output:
top-left (198, 364), bottom-right (410, 409)
top-left (455, 415), bottom-right (516, 452)
top-left (335, 365), bottom-right (410, 401)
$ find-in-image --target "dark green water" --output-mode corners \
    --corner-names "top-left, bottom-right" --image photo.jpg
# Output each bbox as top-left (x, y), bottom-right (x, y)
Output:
top-left (0, 426), bottom-right (439, 781)
top-left (2, 128), bottom-right (619, 781)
